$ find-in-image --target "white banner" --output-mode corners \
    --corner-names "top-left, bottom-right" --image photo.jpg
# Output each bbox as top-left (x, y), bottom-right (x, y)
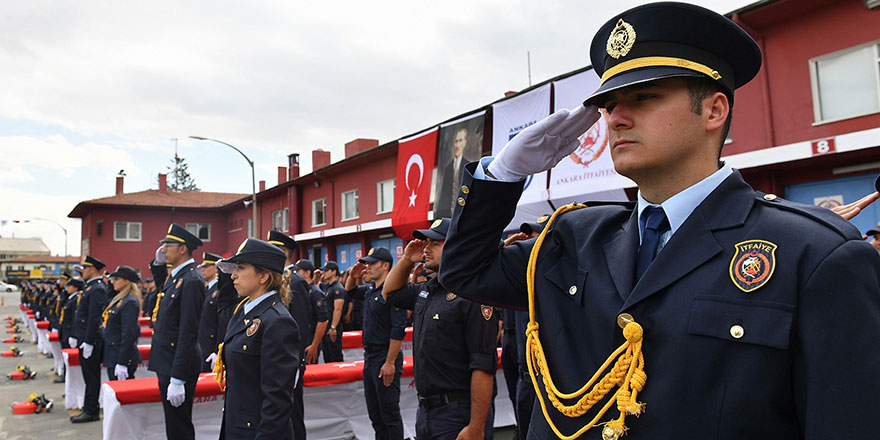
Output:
top-left (550, 70), bottom-right (629, 203)
top-left (492, 84), bottom-right (554, 229)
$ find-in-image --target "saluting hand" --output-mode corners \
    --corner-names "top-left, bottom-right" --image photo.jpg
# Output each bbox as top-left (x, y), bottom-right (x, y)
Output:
top-left (503, 232), bottom-right (530, 247)
top-left (350, 262), bottom-right (366, 280)
top-left (403, 239), bottom-right (427, 264)
top-left (831, 192), bottom-right (879, 221)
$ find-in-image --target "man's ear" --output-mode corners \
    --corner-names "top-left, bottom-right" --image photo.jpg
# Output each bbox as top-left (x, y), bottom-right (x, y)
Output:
top-left (705, 92), bottom-right (729, 133)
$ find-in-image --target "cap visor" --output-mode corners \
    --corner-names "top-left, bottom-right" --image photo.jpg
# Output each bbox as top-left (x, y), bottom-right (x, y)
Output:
top-left (159, 238), bottom-right (181, 244)
top-left (413, 229), bottom-right (446, 241)
top-left (358, 256), bottom-right (377, 264)
top-left (584, 67), bottom-right (705, 106)
top-left (866, 229), bottom-right (880, 237)
top-left (217, 260), bottom-right (236, 274)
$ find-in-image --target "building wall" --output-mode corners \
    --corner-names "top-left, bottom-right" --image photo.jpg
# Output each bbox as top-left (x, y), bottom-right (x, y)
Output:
top-left (79, 206), bottom-right (230, 276)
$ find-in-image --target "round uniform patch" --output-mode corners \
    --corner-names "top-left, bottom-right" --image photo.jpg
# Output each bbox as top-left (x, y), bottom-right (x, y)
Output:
top-left (431, 219), bottom-right (443, 229)
top-left (246, 318), bottom-right (261, 337)
top-left (481, 305), bottom-right (493, 321)
top-left (729, 240), bottom-right (777, 293)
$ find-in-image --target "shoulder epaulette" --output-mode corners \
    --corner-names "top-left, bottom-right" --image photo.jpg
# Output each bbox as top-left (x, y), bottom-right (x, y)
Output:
top-left (756, 193), bottom-right (860, 240)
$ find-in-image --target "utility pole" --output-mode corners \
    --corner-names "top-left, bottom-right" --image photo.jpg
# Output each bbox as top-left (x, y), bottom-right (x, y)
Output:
top-left (527, 51), bottom-right (532, 87)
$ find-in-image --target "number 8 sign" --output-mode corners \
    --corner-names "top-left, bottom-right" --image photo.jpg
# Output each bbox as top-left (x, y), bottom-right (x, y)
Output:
top-left (811, 137), bottom-right (836, 156)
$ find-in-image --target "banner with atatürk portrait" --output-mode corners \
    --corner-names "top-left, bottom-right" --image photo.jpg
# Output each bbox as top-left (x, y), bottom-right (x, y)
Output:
top-left (433, 111), bottom-right (485, 219)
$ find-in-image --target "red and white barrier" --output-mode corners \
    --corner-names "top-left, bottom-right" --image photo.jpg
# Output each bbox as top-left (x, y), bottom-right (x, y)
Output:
top-left (137, 328), bottom-right (152, 346)
top-left (101, 351), bottom-right (514, 440)
top-left (138, 317), bottom-right (151, 327)
top-left (318, 327), bottom-right (415, 363)
top-left (47, 331), bottom-right (64, 375)
top-left (36, 321), bottom-right (51, 355)
top-left (62, 345), bottom-right (154, 410)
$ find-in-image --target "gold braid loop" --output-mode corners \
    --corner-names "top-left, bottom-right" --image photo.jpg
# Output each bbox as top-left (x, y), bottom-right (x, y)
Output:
top-left (213, 297), bottom-right (250, 392)
top-left (151, 292), bottom-right (164, 323)
top-left (525, 203), bottom-right (648, 440)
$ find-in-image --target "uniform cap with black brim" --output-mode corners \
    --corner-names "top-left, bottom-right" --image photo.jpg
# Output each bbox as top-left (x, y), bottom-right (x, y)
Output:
top-left (359, 247), bottom-right (393, 264)
top-left (110, 266), bottom-right (140, 283)
top-left (413, 218), bottom-right (451, 241)
top-left (218, 238), bottom-right (286, 274)
top-left (584, 1), bottom-right (762, 107)
top-left (159, 223), bottom-right (203, 250)
top-left (266, 230), bottom-right (298, 252)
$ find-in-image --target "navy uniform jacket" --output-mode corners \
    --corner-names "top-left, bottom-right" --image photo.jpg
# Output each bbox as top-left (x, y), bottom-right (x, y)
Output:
top-left (439, 164), bottom-right (880, 439)
top-left (220, 293), bottom-right (300, 440)
top-left (348, 282), bottom-right (407, 346)
top-left (285, 270), bottom-right (315, 352)
top-left (73, 279), bottom-right (108, 345)
top-left (323, 281), bottom-right (347, 331)
top-left (197, 280), bottom-right (221, 360)
top-left (307, 284), bottom-right (329, 343)
top-left (149, 261), bottom-right (205, 380)
top-left (103, 295), bottom-right (143, 368)
top-left (387, 275), bottom-right (499, 396)
top-left (60, 290), bottom-right (80, 340)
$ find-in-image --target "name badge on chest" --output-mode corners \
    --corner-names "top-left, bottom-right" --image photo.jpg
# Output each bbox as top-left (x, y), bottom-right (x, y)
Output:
top-left (418, 291), bottom-right (429, 298)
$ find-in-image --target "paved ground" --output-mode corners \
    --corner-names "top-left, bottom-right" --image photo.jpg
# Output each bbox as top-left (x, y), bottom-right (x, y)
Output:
top-left (0, 289), bottom-right (103, 439)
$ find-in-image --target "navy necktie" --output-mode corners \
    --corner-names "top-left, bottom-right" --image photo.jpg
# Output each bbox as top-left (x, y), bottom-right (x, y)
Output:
top-left (636, 206), bottom-right (669, 281)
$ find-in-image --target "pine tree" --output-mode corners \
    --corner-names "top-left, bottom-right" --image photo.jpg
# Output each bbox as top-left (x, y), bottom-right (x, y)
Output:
top-left (163, 153), bottom-right (200, 191)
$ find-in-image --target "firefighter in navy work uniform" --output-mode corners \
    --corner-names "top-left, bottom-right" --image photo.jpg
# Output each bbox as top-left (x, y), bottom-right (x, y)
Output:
top-left (213, 238), bottom-right (300, 440)
top-left (345, 247), bottom-right (407, 440)
top-left (149, 223), bottom-right (206, 440)
top-left (104, 265), bottom-right (143, 381)
top-left (197, 251), bottom-right (222, 372)
top-left (320, 261), bottom-right (347, 362)
top-left (292, 258), bottom-right (329, 364)
top-left (439, 3), bottom-right (880, 439)
top-left (266, 229), bottom-right (309, 440)
top-left (384, 218), bottom-right (498, 440)
top-left (69, 255), bottom-right (108, 424)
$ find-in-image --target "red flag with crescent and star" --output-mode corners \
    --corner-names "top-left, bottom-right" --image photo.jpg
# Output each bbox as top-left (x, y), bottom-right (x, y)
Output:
top-left (392, 128), bottom-right (438, 240)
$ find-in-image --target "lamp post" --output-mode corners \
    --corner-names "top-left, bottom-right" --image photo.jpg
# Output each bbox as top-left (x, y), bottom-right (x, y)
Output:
top-left (189, 136), bottom-right (258, 237)
top-left (32, 217), bottom-right (69, 272)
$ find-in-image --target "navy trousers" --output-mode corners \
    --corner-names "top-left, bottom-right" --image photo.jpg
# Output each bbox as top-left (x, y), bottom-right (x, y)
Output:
top-left (157, 374), bottom-right (197, 440)
top-left (363, 350), bottom-right (404, 440)
top-left (416, 398), bottom-right (495, 440)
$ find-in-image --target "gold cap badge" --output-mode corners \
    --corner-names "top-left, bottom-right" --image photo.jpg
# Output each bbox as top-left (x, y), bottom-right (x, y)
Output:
top-left (368, 248), bottom-right (375, 256)
top-left (537, 215), bottom-right (549, 224)
top-left (431, 219), bottom-right (443, 229)
top-left (606, 19), bottom-right (636, 59)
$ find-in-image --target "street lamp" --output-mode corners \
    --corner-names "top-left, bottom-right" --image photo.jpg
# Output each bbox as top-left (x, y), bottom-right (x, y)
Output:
top-left (32, 217), bottom-right (69, 272)
top-left (189, 136), bottom-right (258, 237)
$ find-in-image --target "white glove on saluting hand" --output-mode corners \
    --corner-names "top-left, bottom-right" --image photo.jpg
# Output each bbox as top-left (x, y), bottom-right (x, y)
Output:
top-left (167, 382), bottom-right (186, 407)
top-left (80, 342), bottom-right (94, 359)
top-left (155, 245), bottom-right (166, 265)
top-left (114, 364), bottom-right (129, 380)
top-left (68, 337), bottom-right (78, 348)
top-left (488, 104), bottom-right (601, 181)
top-left (205, 352), bottom-right (218, 371)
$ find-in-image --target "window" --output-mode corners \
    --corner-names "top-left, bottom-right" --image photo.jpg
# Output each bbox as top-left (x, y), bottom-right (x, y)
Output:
top-left (185, 223), bottom-right (211, 242)
top-left (282, 208), bottom-right (289, 232)
top-left (811, 41), bottom-right (880, 123)
top-left (377, 178), bottom-right (395, 214)
top-left (341, 189), bottom-right (359, 221)
top-left (247, 218), bottom-right (254, 238)
top-left (272, 208), bottom-right (290, 232)
top-left (114, 221), bottom-right (142, 241)
top-left (312, 198), bottom-right (326, 226)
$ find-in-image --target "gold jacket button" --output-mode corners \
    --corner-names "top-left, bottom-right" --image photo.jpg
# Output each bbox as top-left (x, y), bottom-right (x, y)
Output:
top-left (170, 342), bottom-right (175, 347)
top-left (730, 325), bottom-right (745, 339)
top-left (568, 286), bottom-right (577, 295)
top-left (457, 197), bottom-right (466, 206)
top-left (763, 194), bottom-right (777, 201)
top-left (247, 422), bottom-right (251, 428)
top-left (616, 313), bottom-right (634, 329)
top-left (243, 344), bottom-right (247, 350)
top-left (460, 185), bottom-right (470, 194)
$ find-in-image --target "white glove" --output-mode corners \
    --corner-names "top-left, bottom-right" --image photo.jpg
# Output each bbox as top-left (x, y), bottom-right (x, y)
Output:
top-left (488, 104), bottom-right (601, 181)
top-left (155, 245), bottom-right (166, 265)
top-left (35, 311), bottom-right (41, 319)
top-left (114, 364), bottom-right (129, 380)
top-left (205, 352), bottom-right (218, 371)
top-left (68, 337), bottom-right (78, 348)
top-left (80, 342), bottom-right (94, 359)
top-left (167, 382), bottom-right (186, 407)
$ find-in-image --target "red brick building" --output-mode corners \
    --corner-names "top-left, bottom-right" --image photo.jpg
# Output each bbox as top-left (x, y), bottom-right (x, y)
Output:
top-left (70, 0), bottom-right (880, 275)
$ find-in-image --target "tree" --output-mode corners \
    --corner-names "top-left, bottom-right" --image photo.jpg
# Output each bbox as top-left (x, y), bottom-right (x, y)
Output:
top-left (163, 153), bottom-right (200, 191)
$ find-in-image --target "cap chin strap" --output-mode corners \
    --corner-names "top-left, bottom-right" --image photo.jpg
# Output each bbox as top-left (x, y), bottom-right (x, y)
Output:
top-left (525, 203), bottom-right (647, 440)
top-left (601, 56), bottom-right (721, 85)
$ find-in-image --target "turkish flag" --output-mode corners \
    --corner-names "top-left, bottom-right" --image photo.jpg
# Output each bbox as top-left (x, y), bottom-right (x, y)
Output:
top-left (392, 128), bottom-right (438, 240)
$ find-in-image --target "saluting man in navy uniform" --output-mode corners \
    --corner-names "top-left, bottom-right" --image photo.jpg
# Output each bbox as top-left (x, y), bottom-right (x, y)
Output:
top-left (69, 255), bottom-right (108, 423)
top-left (213, 238), bottom-right (300, 440)
top-left (267, 229), bottom-right (310, 440)
top-left (197, 251), bottom-right (222, 372)
top-left (345, 247), bottom-right (407, 440)
top-left (440, 3), bottom-right (880, 439)
top-left (384, 218), bottom-right (499, 440)
top-left (104, 265), bottom-right (143, 381)
top-left (149, 223), bottom-right (206, 440)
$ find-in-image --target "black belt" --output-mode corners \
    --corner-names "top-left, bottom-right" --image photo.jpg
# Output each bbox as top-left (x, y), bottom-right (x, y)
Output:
top-left (418, 391), bottom-right (470, 410)
top-left (364, 344), bottom-right (389, 353)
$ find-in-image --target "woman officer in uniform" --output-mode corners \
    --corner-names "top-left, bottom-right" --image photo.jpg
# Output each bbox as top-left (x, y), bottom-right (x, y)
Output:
top-left (214, 238), bottom-right (300, 439)
top-left (104, 266), bottom-right (143, 381)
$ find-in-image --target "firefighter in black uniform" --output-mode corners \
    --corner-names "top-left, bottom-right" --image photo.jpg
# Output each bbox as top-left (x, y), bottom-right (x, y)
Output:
top-left (384, 219), bottom-right (498, 440)
top-left (196, 252), bottom-right (222, 372)
top-left (292, 258), bottom-right (329, 364)
top-left (69, 255), bottom-right (108, 424)
top-left (214, 238), bottom-right (300, 439)
top-left (345, 247), bottom-right (407, 440)
top-left (320, 261), bottom-right (347, 362)
top-left (148, 223), bottom-right (206, 440)
top-left (266, 229), bottom-right (309, 440)
top-left (104, 266), bottom-right (143, 381)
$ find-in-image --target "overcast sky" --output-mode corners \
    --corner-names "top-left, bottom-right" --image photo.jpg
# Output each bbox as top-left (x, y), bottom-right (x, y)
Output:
top-left (0, 0), bottom-right (754, 257)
